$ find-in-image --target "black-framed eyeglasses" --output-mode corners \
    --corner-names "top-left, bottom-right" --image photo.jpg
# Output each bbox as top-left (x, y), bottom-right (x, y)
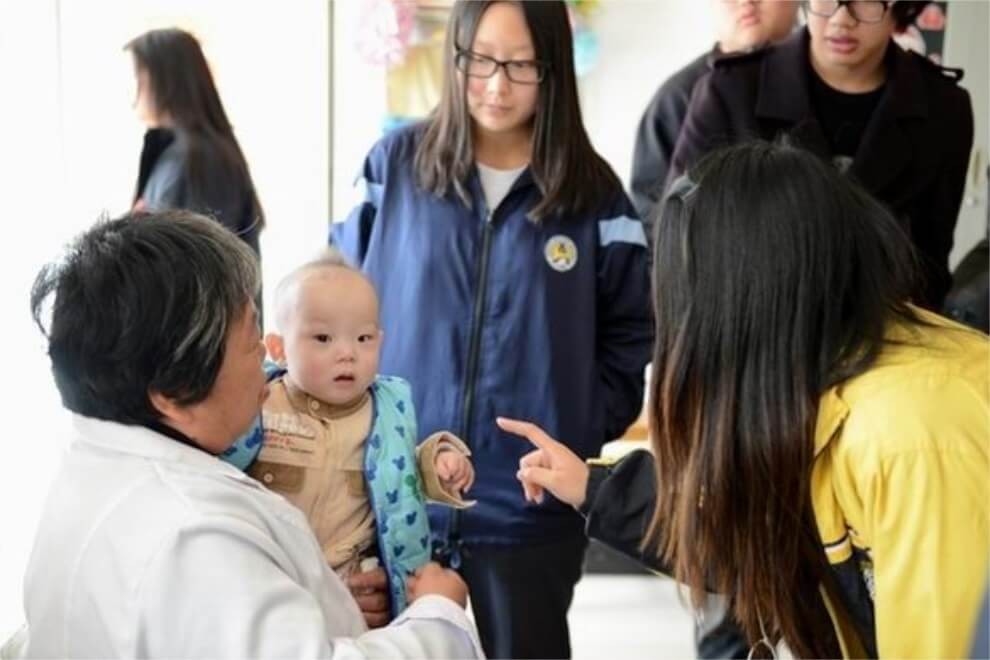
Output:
top-left (805, 0), bottom-right (890, 24)
top-left (454, 48), bottom-right (548, 85)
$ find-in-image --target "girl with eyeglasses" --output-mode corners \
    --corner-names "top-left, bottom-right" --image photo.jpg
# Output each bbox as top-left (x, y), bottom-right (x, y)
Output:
top-left (668, 0), bottom-right (973, 311)
top-left (333, 2), bottom-right (652, 657)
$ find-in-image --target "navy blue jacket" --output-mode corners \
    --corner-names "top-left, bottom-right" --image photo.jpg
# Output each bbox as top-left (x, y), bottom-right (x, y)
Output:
top-left (332, 125), bottom-right (653, 546)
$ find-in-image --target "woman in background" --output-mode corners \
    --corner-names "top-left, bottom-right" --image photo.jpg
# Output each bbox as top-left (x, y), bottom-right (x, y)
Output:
top-left (128, 28), bottom-right (264, 258)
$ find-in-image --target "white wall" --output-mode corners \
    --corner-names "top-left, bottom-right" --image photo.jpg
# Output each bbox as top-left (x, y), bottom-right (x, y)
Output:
top-left (331, 0), bottom-right (389, 219)
top-left (0, 0), bottom-right (329, 639)
top-left (0, 0), bottom-right (73, 641)
top-left (944, 0), bottom-right (989, 268)
top-left (580, 0), bottom-right (714, 188)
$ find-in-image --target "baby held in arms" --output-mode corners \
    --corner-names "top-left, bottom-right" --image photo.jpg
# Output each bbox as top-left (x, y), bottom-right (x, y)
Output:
top-left (223, 250), bottom-right (474, 616)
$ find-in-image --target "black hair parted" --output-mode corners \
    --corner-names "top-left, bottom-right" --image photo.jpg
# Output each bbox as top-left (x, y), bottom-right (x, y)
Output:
top-left (31, 210), bottom-right (260, 426)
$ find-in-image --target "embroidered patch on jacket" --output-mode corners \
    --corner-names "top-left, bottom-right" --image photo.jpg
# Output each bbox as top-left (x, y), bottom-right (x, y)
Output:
top-left (263, 412), bottom-right (317, 438)
top-left (544, 234), bottom-right (578, 272)
top-left (257, 413), bottom-right (322, 468)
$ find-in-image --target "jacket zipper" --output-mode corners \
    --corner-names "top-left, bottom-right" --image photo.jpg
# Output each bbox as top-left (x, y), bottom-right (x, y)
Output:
top-left (460, 210), bottom-right (494, 441)
top-left (448, 209), bottom-right (494, 564)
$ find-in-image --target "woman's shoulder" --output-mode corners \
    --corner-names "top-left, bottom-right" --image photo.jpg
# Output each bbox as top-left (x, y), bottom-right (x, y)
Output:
top-left (585, 172), bottom-right (640, 223)
top-left (877, 309), bottom-right (989, 375)
top-left (829, 312), bottom-right (988, 459)
top-left (902, 48), bottom-right (968, 93)
top-left (705, 37), bottom-right (778, 88)
top-left (367, 121), bottom-right (429, 164)
top-left (893, 49), bottom-right (972, 130)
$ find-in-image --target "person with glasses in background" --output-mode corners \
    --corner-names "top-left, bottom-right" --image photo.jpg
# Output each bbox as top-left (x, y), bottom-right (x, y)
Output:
top-left (668, 1), bottom-right (973, 311)
top-left (333, 2), bottom-right (652, 657)
top-left (630, 0), bottom-right (799, 225)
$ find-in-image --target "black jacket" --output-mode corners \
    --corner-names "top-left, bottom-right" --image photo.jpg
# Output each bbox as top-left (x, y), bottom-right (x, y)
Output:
top-left (629, 47), bottom-right (717, 223)
top-left (669, 29), bottom-right (974, 309)
top-left (580, 451), bottom-right (662, 570)
top-left (136, 128), bottom-right (261, 255)
top-left (943, 239), bottom-right (989, 333)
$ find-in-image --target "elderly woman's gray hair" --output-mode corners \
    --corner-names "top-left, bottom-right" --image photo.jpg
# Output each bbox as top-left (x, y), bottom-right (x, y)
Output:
top-left (31, 210), bottom-right (261, 426)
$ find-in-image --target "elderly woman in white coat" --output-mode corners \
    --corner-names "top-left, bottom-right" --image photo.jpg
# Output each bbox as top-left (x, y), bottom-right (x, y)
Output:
top-left (22, 210), bottom-right (483, 658)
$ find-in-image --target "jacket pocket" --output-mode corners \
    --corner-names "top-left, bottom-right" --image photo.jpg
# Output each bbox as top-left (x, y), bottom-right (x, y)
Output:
top-left (345, 469), bottom-right (366, 498)
top-left (249, 460), bottom-right (305, 494)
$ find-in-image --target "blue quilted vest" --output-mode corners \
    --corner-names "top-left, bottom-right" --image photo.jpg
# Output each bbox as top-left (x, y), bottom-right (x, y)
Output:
top-left (222, 367), bottom-right (432, 616)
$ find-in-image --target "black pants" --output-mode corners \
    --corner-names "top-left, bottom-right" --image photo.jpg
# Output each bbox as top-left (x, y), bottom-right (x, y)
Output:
top-left (458, 536), bottom-right (588, 659)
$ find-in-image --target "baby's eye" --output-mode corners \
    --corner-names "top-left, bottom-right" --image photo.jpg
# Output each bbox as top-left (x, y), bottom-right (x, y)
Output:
top-left (357, 333), bottom-right (375, 343)
top-left (314, 334), bottom-right (330, 343)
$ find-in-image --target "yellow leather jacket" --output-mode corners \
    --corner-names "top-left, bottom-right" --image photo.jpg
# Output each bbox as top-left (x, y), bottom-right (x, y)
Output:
top-left (811, 309), bottom-right (988, 657)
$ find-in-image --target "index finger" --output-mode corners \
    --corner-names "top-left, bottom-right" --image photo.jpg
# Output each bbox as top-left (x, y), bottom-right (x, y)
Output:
top-left (496, 417), bottom-right (557, 451)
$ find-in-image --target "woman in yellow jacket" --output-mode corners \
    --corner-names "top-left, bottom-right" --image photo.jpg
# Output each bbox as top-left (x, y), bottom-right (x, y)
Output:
top-left (497, 141), bottom-right (989, 658)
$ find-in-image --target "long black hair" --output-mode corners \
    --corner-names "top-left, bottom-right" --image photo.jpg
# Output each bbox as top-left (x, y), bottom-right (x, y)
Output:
top-left (645, 141), bottom-right (920, 656)
top-left (414, 0), bottom-right (621, 222)
top-left (126, 28), bottom-right (264, 229)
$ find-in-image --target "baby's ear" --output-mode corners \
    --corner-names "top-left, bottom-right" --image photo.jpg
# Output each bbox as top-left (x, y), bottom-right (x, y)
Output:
top-left (264, 333), bottom-right (287, 364)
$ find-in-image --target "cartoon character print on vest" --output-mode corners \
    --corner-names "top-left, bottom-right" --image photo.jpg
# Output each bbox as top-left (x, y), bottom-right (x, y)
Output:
top-left (366, 375), bottom-right (432, 616)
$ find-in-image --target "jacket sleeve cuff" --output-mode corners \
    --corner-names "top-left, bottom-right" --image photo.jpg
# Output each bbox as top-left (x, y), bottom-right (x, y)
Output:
top-left (578, 462), bottom-right (613, 518)
top-left (396, 594), bottom-right (485, 658)
top-left (416, 431), bottom-right (476, 509)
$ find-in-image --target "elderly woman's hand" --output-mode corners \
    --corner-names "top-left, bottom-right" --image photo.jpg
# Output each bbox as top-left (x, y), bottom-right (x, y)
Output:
top-left (405, 562), bottom-right (468, 608)
top-left (347, 567), bottom-right (390, 628)
top-left (496, 417), bottom-right (590, 509)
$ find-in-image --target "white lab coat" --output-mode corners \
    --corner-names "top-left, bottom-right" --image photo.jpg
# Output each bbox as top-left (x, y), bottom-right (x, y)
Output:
top-left (22, 415), bottom-right (483, 658)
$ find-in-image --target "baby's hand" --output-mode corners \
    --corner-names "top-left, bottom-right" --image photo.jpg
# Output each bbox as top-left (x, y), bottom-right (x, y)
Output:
top-left (434, 449), bottom-right (474, 496)
top-left (405, 562), bottom-right (468, 608)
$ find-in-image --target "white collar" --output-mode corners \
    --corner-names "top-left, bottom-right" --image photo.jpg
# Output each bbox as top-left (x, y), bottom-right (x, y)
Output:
top-left (71, 414), bottom-right (248, 481)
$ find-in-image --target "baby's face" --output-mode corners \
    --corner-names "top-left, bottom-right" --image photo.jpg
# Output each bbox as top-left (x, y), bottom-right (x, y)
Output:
top-left (280, 268), bottom-right (381, 406)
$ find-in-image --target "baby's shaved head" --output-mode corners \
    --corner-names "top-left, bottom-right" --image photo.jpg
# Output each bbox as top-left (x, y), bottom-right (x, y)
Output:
top-left (272, 249), bottom-right (378, 332)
